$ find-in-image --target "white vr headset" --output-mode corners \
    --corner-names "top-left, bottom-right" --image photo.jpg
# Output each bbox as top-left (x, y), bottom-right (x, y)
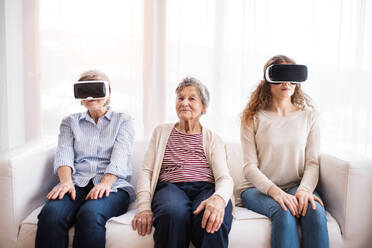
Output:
top-left (265, 64), bottom-right (308, 84)
top-left (73, 81), bottom-right (109, 100)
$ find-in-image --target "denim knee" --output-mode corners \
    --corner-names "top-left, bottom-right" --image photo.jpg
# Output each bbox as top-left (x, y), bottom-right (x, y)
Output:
top-left (303, 205), bottom-right (327, 225)
top-left (38, 203), bottom-right (70, 227)
top-left (75, 207), bottom-right (107, 227)
top-left (273, 208), bottom-right (297, 227)
top-left (159, 204), bottom-right (190, 223)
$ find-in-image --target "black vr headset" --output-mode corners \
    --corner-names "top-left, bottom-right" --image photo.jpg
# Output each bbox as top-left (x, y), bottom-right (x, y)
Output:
top-left (265, 64), bottom-right (308, 84)
top-left (73, 81), bottom-right (109, 100)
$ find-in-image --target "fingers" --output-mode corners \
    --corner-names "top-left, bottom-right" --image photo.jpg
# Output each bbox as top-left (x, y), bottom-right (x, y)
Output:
top-left (137, 217), bottom-right (143, 235)
top-left (314, 195), bottom-right (324, 207)
top-left (290, 197), bottom-right (299, 218)
top-left (201, 209), bottom-right (211, 229)
top-left (131, 216), bottom-right (137, 230)
top-left (310, 197), bottom-right (317, 210)
top-left (211, 215), bottom-right (223, 233)
top-left (132, 213), bottom-right (153, 236)
top-left (297, 195), bottom-right (304, 217)
top-left (70, 188), bottom-right (76, 200)
top-left (85, 185), bottom-right (110, 200)
top-left (51, 188), bottom-right (61, 200)
top-left (193, 201), bottom-right (206, 215)
top-left (146, 215), bottom-right (152, 234)
top-left (206, 213), bottom-right (216, 233)
top-left (141, 216), bottom-right (148, 236)
top-left (85, 191), bottom-right (92, 200)
top-left (284, 199), bottom-right (297, 217)
top-left (302, 197), bottom-right (309, 216)
top-left (58, 187), bottom-right (69, 200)
top-left (278, 199), bottom-right (287, 212)
top-left (93, 188), bottom-right (100, 199)
top-left (46, 189), bottom-right (56, 200)
top-left (99, 188), bottom-right (105, 199)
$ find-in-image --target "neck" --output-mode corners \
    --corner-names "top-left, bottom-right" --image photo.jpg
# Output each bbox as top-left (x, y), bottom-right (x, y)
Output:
top-left (176, 120), bottom-right (202, 134)
top-left (88, 107), bottom-right (108, 124)
top-left (268, 98), bottom-right (297, 117)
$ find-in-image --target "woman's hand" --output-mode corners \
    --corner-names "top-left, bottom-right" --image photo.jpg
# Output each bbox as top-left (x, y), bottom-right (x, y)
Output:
top-left (295, 190), bottom-right (324, 216)
top-left (85, 173), bottom-right (117, 200)
top-left (132, 210), bottom-right (154, 236)
top-left (46, 182), bottom-right (75, 200)
top-left (85, 182), bottom-right (112, 200)
top-left (193, 195), bottom-right (225, 234)
top-left (268, 185), bottom-right (299, 217)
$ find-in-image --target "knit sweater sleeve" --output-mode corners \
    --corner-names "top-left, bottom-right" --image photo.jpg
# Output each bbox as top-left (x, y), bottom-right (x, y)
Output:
top-left (240, 121), bottom-right (274, 194)
top-left (297, 111), bottom-right (320, 192)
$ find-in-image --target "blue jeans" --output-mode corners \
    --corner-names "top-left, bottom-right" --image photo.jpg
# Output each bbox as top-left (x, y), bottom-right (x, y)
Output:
top-left (36, 181), bottom-right (130, 248)
top-left (241, 185), bottom-right (329, 248)
top-left (152, 181), bottom-right (233, 248)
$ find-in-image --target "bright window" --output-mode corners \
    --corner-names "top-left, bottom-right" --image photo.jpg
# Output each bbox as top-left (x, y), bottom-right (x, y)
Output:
top-left (40, 0), bottom-right (144, 138)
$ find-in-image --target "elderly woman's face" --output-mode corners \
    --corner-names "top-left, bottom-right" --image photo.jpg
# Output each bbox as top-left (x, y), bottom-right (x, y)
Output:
top-left (176, 86), bottom-right (206, 122)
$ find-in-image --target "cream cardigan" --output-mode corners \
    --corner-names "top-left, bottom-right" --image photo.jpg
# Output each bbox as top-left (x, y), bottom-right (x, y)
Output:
top-left (136, 123), bottom-right (234, 212)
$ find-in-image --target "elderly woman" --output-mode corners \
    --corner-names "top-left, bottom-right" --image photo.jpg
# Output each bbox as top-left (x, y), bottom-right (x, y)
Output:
top-left (240, 55), bottom-right (329, 248)
top-left (36, 70), bottom-right (135, 248)
top-left (132, 78), bottom-right (233, 248)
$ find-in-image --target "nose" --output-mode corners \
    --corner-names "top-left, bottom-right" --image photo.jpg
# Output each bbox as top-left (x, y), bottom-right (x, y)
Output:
top-left (181, 99), bottom-right (189, 105)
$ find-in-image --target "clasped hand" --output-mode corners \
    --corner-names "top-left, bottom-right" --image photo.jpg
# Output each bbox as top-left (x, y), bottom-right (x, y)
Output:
top-left (268, 186), bottom-right (324, 217)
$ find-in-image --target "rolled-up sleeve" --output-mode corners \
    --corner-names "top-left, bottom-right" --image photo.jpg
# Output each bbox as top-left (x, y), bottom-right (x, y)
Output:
top-left (105, 118), bottom-right (135, 179)
top-left (54, 117), bottom-right (76, 174)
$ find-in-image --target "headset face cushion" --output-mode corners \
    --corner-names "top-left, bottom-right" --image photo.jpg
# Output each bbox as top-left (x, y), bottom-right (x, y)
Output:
top-left (265, 64), bottom-right (308, 83)
top-left (74, 81), bottom-right (108, 100)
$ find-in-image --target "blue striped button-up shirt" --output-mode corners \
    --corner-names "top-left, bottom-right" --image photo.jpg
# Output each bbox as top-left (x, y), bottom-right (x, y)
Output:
top-left (54, 108), bottom-right (135, 201)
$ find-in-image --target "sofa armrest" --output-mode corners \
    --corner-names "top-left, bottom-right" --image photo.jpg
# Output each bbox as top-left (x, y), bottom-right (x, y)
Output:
top-left (0, 138), bottom-right (57, 248)
top-left (317, 153), bottom-right (372, 248)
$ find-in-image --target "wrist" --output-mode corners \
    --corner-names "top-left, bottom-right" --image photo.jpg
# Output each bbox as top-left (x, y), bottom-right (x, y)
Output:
top-left (267, 185), bottom-right (281, 197)
top-left (101, 173), bottom-right (117, 187)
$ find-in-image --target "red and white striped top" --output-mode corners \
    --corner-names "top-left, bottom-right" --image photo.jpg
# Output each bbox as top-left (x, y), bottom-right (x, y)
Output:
top-left (159, 128), bottom-right (215, 183)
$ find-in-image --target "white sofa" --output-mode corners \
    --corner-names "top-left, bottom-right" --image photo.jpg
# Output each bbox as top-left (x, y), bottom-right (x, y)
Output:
top-left (1, 138), bottom-right (372, 248)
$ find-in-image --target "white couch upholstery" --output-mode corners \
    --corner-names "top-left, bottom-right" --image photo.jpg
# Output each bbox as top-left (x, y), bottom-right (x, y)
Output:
top-left (1, 139), bottom-right (371, 248)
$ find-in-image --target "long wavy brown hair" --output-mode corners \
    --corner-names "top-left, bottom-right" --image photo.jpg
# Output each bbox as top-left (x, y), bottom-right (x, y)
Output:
top-left (241, 55), bottom-right (314, 126)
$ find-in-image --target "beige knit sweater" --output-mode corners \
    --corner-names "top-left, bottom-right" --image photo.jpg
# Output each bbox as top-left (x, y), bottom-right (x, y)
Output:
top-left (136, 123), bottom-right (234, 213)
top-left (239, 108), bottom-right (320, 196)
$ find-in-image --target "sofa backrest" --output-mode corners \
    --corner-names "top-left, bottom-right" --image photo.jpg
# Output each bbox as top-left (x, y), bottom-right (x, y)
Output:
top-left (130, 141), bottom-right (148, 189)
top-left (225, 143), bottom-right (245, 206)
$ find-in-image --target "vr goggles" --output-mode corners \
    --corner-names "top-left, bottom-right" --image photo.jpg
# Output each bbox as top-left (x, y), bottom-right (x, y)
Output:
top-left (265, 64), bottom-right (308, 84)
top-left (73, 81), bottom-right (109, 100)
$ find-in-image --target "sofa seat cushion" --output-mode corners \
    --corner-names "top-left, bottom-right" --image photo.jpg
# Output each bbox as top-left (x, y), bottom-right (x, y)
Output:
top-left (17, 203), bottom-right (342, 248)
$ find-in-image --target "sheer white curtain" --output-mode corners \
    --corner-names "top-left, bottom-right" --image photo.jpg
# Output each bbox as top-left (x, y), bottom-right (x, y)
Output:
top-left (162, 0), bottom-right (372, 157)
top-left (37, 0), bottom-right (372, 157)
top-left (39, 0), bottom-right (144, 137)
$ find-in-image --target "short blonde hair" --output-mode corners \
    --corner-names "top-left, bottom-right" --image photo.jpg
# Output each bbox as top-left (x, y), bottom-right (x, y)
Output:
top-left (78, 70), bottom-right (111, 106)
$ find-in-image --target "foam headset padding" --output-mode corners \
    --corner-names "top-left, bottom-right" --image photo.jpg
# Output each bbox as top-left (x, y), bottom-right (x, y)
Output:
top-left (265, 64), bottom-right (308, 83)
